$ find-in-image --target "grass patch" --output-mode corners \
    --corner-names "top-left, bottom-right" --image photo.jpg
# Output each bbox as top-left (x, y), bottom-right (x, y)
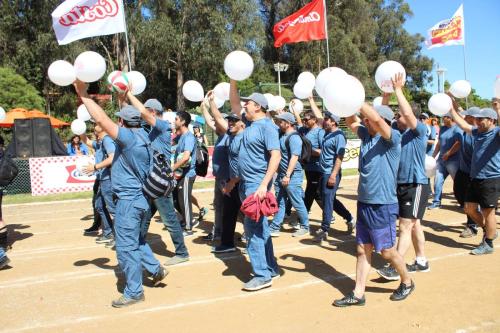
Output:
top-left (342, 168), bottom-right (359, 177)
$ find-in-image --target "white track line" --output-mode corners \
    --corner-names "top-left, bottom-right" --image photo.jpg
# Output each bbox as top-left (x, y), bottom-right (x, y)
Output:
top-left (2, 246), bottom-right (496, 333)
top-left (455, 319), bottom-right (500, 333)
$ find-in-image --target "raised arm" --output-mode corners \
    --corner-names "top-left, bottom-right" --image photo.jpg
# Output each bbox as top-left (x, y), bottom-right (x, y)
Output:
top-left (392, 73), bottom-right (417, 130)
top-left (290, 100), bottom-right (303, 127)
top-left (207, 91), bottom-right (228, 134)
top-left (126, 91), bottom-right (156, 127)
top-left (74, 81), bottom-right (119, 140)
top-left (308, 96), bottom-right (323, 126)
top-left (448, 95), bottom-right (473, 134)
top-left (200, 100), bottom-right (217, 132)
top-left (79, 133), bottom-right (93, 147)
top-left (346, 114), bottom-right (362, 134)
top-left (360, 103), bottom-right (392, 140)
top-left (229, 79), bottom-right (243, 116)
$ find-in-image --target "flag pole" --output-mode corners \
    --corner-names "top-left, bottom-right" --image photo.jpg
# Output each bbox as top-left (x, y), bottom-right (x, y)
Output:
top-left (462, 4), bottom-right (468, 108)
top-left (323, 0), bottom-right (330, 68)
top-left (122, 1), bottom-right (132, 71)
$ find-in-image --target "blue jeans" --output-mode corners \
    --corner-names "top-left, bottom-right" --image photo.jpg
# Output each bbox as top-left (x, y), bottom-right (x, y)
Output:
top-left (433, 160), bottom-right (459, 204)
top-left (0, 246), bottom-right (5, 260)
top-left (153, 194), bottom-right (189, 258)
top-left (114, 197), bottom-right (161, 299)
top-left (239, 182), bottom-right (278, 281)
top-left (95, 178), bottom-right (115, 237)
top-left (270, 175), bottom-right (309, 231)
top-left (320, 173), bottom-right (352, 231)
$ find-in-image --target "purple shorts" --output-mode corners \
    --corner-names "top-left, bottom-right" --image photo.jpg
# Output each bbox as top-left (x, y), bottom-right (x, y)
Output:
top-left (355, 202), bottom-right (398, 253)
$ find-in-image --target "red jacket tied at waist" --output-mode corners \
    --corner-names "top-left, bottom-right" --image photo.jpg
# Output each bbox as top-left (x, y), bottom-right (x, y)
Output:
top-left (240, 192), bottom-right (279, 222)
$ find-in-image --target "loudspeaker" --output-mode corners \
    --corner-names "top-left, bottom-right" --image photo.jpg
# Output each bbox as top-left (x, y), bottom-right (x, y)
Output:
top-left (32, 118), bottom-right (52, 157)
top-left (14, 119), bottom-right (33, 158)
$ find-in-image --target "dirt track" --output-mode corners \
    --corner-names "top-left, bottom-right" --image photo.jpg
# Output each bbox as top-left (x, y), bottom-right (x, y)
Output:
top-left (1, 177), bottom-right (499, 333)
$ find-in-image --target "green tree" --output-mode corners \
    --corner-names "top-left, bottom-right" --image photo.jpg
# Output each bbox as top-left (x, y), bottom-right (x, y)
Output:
top-left (0, 67), bottom-right (45, 110)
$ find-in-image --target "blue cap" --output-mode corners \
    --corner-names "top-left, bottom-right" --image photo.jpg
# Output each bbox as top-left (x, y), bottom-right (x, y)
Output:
top-left (324, 111), bottom-right (340, 123)
top-left (275, 112), bottom-right (296, 124)
top-left (224, 113), bottom-right (241, 121)
top-left (476, 108), bottom-right (498, 120)
top-left (115, 105), bottom-right (141, 123)
top-left (375, 105), bottom-right (394, 122)
top-left (462, 106), bottom-right (480, 117)
top-left (241, 93), bottom-right (268, 109)
top-left (419, 113), bottom-right (429, 119)
top-left (144, 99), bottom-right (163, 113)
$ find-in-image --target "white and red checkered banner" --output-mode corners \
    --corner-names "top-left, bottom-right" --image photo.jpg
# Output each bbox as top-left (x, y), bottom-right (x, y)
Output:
top-left (29, 156), bottom-right (96, 196)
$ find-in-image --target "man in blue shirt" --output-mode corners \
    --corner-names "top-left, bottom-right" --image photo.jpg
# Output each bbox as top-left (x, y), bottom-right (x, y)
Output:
top-left (126, 95), bottom-right (190, 267)
top-left (377, 74), bottom-right (430, 281)
top-left (315, 112), bottom-right (354, 242)
top-left (419, 113), bottom-right (436, 156)
top-left (74, 81), bottom-right (167, 308)
top-left (269, 112), bottom-right (309, 237)
top-left (171, 111), bottom-right (198, 236)
top-left (230, 82), bottom-right (281, 291)
top-left (428, 114), bottom-right (462, 209)
top-left (449, 102), bottom-right (500, 255)
top-left (334, 102), bottom-right (414, 307)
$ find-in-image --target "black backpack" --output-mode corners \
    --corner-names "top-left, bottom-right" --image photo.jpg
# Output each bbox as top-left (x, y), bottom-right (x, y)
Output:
top-left (195, 143), bottom-right (209, 177)
top-left (0, 150), bottom-right (18, 187)
top-left (285, 132), bottom-right (312, 165)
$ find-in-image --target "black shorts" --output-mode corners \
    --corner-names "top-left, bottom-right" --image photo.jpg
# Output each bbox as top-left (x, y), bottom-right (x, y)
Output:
top-left (397, 183), bottom-right (430, 220)
top-left (453, 169), bottom-right (471, 207)
top-left (466, 177), bottom-right (500, 209)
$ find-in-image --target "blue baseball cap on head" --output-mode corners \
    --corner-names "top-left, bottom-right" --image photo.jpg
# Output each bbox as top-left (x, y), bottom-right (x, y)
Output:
top-left (144, 99), bottom-right (163, 113)
top-left (224, 113), bottom-right (241, 121)
top-left (461, 106), bottom-right (480, 117)
top-left (374, 105), bottom-right (394, 122)
top-left (477, 108), bottom-right (498, 120)
top-left (241, 93), bottom-right (268, 109)
top-left (324, 111), bottom-right (340, 123)
top-left (115, 105), bottom-right (141, 123)
top-left (275, 112), bottom-right (296, 124)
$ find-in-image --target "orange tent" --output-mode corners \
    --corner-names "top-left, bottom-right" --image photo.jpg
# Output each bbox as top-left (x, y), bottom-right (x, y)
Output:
top-left (0, 108), bottom-right (69, 128)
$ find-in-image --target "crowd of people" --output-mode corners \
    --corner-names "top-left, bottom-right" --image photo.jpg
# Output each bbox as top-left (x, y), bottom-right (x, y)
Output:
top-left (0, 74), bottom-right (498, 310)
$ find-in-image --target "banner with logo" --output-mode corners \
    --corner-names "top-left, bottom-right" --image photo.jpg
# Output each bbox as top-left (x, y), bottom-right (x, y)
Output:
top-left (273, 0), bottom-right (326, 48)
top-left (52, 0), bottom-right (126, 45)
top-left (425, 4), bottom-right (465, 49)
top-left (341, 139), bottom-right (361, 170)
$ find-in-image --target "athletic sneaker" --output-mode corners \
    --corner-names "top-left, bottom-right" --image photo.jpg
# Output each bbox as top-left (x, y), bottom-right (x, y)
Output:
top-left (313, 229), bottom-right (327, 243)
top-left (470, 241), bottom-right (494, 255)
top-left (376, 264), bottom-right (400, 281)
top-left (96, 234), bottom-right (114, 244)
top-left (191, 219), bottom-right (200, 229)
top-left (288, 219), bottom-right (300, 230)
top-left (292, 228), bottom-right (309, 237)
top-left (199, 207), bottom-right (208, 220)
top-left (242, 277), bottom-right (272, 291)
top-left (333, 292), bottom-right (366, 307)
top-left (84, 223), bottom-right (100, 234)
top-left (111, 294), bottom-right (145, 308)
top-left (183, 230), bottom-right (194, 237)
top-left (151, 266), bottom-right (169, 286)
top-left (202, 232), bottom-right (214, 241)
top-left (460, 226), bottom-right (478, 238)
top-left (270, 229), bottom-right (280, 237)
top-left (406, 261), bottom-right (430, 273)
top-left (105, 239), bottom-right (115, 249)
top-left (346, 217), bottom-right (356, 234)
top-left (390, 280), bottom-right (415, 301)
top-left (211, 245), bottom-right (237, 253)
top-left (0, 256), bottom-right (11, 270)
top-left (165, 255), bottom-right (189, 266)
top-left (427, 202), bottom-right (441, 210)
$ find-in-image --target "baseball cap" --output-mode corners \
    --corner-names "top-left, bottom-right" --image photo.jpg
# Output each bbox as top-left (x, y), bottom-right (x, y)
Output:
top-left (419, 113), bottom-right (430, 119)
top-left (224, 113), bottom-right (241, 121)
top-left (240, 93), bottom-right (268, 109)
top-left (461, 106), bottom-right (480, 117)
top-left (275, 112), bottom-right (296, 124)
top-left (476, 108), bottom-right (498, 120)
top-left (324, 111), bottom-right (340, 123)
top-left (115, 105), bottom-right (141, 124)
top-left (374, 105), bottom-right (394, 122)
top-left (144, 99), bottom-right (163, 113)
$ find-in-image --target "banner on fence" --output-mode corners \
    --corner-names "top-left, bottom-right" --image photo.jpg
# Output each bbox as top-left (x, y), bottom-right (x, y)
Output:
top-left (342, 139), bottom-right (360, 170)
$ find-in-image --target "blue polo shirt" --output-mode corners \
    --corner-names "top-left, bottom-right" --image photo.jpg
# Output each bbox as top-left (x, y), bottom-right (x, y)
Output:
top-left (229, 133), bottom-right (243, 179)
top-left (425, 124), bottom-right (436, 155)
top-left (212, 132), bottom-right (231, 180)
top-left (437, 125), bottom-right (462, 163)
top-left (470, 127), bottom-right (500, 179)
top-left (99, 135), bottom-right (116, 180)
top-left (319, 129), bottom-right (346, 175)
top-left (357, 126), bottom-right (401, 205)
top-left (174, 131), bottom-right (197, 178)
top-left (459, 131), bottom-right (474, 174)
top-left (397, 122), bottom-right (428, 185)
top-left (148, 119), bottom-right (172, 160)
top-left (278, 131), bottom-right (303, 177)
top-left (298, 126), bottom-right (324, 172)
top-left (111, 128), bottom-right (151, 202)
top-left (238, 118), bottom-right (280, 185)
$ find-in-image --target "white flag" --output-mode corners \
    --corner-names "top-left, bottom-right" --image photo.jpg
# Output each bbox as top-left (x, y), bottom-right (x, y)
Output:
top-left (425, 4), bottom-right (465, 49)
top-left (52, 0), bottom-right (126, 45)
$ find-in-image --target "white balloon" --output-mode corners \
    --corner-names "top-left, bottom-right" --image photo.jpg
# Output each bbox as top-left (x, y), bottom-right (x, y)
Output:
top-left (127, 71), bottom-right (147, 95)
top-left (373, 96), bottom-right (383, 107)
top-left (214, 82), bottom-right (230, 101)
top-left (324, 75), bottom-right (365, 117)
top-left (0, 106), bottom-right (5, 121)
top-left (494, 77), bottom-right (500, 98)
top-left (428, 93), bottom-right (452, 116)
top-left (294, 81), bottom-right (313, 99)
top-left (162, 111), bottom-right (176, 128)
top-left (289, 99), bottom-right (304, 113)
top-left (315, 67), bottom-right (348, 99)
top-left (274, 96), bottom-right (287, 111)
top-left (71, 119), bottom-right (87, 135)
top-left (264, 94), bottom-right (276, 111)
top-left (297, 71), bottom-right (316, 89)
top-left (450, 80), bottom-right (471, 99)
top-left (375, 60), bottom-right (406, 93)
top-left (74, 51), bottom-right (106, 83)
top-left (182, 80), bottom-right (204, 102)
top-left (425, 156), bottom-right (437, 178)
top-left (77, 104), bottom-right (91, 122)
top-left (48, 60), bottom-right (76, 86)
top-left (224, 50), bottom-right (254, 81)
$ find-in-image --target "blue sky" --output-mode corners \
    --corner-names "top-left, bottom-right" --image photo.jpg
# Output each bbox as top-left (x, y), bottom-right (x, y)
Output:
top-left (404, 0), bottom-right (499, 98)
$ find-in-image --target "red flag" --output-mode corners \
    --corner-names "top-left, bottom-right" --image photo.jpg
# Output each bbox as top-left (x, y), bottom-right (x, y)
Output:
top-left (273, 0), bottom-right (326, 48)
